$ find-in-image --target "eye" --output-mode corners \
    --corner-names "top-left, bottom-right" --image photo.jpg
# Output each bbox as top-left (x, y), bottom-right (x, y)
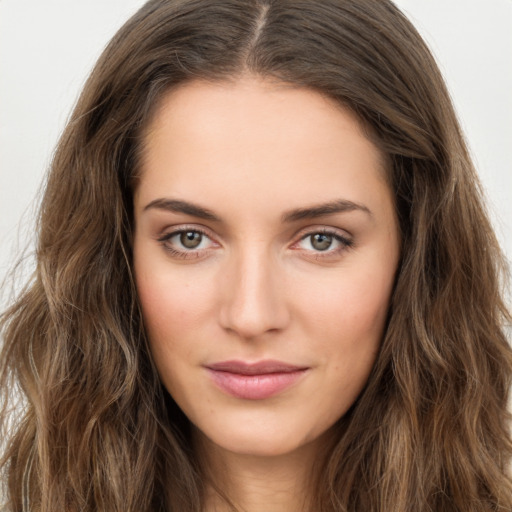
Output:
top-left (295, 230), bottom-right (353, 255)
top-left (157, 227), bottom-right (216, 258)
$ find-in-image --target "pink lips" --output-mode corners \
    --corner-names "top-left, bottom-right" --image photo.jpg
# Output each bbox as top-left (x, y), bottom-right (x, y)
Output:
top-left (206, 360), bottom-right (308, 400)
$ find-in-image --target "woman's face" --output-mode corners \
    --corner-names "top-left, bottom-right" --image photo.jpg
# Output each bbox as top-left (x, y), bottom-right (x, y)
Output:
top-left (133, 76), bottom-right (400, 457)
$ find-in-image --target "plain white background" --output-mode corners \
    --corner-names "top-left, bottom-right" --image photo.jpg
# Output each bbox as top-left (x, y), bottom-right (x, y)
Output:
top-left (1, 0), bottom-right (511, 301)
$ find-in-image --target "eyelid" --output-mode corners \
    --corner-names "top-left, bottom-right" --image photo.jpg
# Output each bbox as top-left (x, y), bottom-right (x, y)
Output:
top-left (157, 223), bottom-right (217, 241)
top-left (292, 225), bottom-right (353, 244)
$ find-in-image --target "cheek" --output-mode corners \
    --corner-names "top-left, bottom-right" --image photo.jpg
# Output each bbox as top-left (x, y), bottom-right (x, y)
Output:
top-left (134, 268), bottom-right (212, 402)
top-left (298, 265), bottom-right (393, 346)
top-left (316, 288), bottom-right (390, 424)
top-left (133, 244), bottom-right (218, 378)
top-left (136, 268), bottom-right (213, 345)
top-left (295, 261), bottom-right (394, 401)
top-left (138, 278), bottom-right (192, 334)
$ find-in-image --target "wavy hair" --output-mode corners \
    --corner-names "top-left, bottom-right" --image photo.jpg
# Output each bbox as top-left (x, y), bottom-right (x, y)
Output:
top-left (1, 0), bottom-right (511, 510)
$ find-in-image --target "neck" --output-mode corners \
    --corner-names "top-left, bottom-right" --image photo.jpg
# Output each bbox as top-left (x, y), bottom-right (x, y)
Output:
top-left (195, 430), bottom-right (334, 512)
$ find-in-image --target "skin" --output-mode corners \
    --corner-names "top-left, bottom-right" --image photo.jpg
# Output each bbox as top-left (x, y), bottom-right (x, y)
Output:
top-left (133, 75), bottom-right (400, 511)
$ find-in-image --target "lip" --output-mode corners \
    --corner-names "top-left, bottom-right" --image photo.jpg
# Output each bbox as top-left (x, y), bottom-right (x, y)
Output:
top-left (205, 360), bottom-right (309, 400)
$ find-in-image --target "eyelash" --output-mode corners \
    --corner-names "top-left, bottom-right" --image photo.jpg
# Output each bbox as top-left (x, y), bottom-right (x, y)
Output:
top-left (157, 226), bottom-right (354, 261)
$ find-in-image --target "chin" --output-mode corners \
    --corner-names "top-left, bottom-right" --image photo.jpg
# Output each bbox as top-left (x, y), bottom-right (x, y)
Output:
top-left (191, 408), bottom-right (337, 460)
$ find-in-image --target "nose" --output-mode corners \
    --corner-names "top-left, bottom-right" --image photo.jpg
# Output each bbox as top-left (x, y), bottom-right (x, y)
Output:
top-left (218, 247), bottom-right (290, 340)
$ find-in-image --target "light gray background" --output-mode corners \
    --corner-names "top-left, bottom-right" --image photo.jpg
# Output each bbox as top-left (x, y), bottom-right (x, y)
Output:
top-left (1, 0), bottom-right (511, 300)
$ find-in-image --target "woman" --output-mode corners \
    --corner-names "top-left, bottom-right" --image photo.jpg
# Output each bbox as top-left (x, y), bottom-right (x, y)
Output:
top-left (1, 0), bottom-right (511, 510)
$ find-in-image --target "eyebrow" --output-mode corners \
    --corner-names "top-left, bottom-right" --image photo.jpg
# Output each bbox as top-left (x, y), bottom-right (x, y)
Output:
top-left (143, 197), bottom-right (372, 222)
top-left (143, 198), bottom-right (220, 221)
top-left (282, 199), bottom-right (372, 222)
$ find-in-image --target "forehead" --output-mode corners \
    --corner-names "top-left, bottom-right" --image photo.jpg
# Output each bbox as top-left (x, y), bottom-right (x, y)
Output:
top-left (140, 77), bottom-right (387, 163)
top-left (135, 76), bottom-right (391, 221)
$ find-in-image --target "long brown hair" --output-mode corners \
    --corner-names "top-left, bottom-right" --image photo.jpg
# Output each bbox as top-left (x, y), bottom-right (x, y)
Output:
top-left (1, 1), bottom-right (511, 510)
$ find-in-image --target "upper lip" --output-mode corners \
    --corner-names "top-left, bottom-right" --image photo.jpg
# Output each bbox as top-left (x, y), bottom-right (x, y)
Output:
top-left (206, 360), bottom-right (308, 375)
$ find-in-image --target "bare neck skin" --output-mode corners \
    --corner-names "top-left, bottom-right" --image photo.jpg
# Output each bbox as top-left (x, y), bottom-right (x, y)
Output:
top-left (196, 428), bottom-right (333, 512)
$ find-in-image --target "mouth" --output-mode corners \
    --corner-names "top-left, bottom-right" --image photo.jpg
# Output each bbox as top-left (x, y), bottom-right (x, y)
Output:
top-left (205, 360), bottom-right (309, 400)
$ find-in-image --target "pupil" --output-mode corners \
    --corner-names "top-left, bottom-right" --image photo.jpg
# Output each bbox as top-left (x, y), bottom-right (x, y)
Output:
top-left (180, 231), bottom-right (202, 249)
top-left (312, 233), bottom-right (332, 251)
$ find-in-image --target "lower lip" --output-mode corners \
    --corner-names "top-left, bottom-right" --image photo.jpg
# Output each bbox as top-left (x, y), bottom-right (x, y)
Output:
top-left (207, 369), bottom-right (307, 400)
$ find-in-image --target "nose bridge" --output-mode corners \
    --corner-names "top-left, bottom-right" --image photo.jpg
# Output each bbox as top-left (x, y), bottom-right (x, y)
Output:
top-left (219, 242), bottom-right (289, 338)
